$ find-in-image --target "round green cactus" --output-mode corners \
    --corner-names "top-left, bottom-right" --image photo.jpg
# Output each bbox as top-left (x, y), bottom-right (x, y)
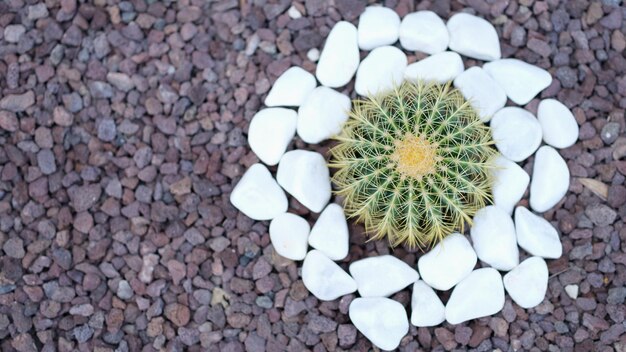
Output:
top-left (330, 81), bottom-right (499, 248)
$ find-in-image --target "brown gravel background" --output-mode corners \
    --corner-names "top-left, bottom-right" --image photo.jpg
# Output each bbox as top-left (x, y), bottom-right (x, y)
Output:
top-left (0, 0), bottom-right (625, 351)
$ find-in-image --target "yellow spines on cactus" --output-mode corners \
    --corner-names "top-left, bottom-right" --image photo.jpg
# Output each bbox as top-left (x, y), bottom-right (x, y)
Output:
top-left (329, 81), bottom-right (499, 249)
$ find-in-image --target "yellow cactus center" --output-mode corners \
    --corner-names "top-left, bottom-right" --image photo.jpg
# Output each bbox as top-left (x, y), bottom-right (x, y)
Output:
top-left (391, 132), bottom-right (439, 180)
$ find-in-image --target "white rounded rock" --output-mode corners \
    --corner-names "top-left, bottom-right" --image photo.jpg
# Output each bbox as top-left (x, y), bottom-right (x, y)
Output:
top-left (355, 46), bottom-right (408, 97)
top-left (316, 21), bottom-right (360, 88)
top-left (529, 146), bottom-right (570, 212)
top-left (565, 284), bottom-right (579, 299)
top-left (264, 67), bottom-right (317, 107)
top-left (297, 86), bottom-right (351, 144)
top-left (349, 255), bottom-right (419, 297)
top-left (503, 257), bottom-right (549, 308)
top-left (269, 213), bottom-right (310, 261)
top-left (405, 51), bottom-right (464, 84)
top-left (515, 207), bottom-right (562, 259)
top-left (248, 108), bottom-right (297, 165)
top-left (307, 48), bottom-right (320, 62)
top-left (470, 206), bottom-right (519, 271)
top-left (453, 67), bottom-right (506, 122)
top-left (491, 107), bottom-right (543, 162)
top-left (308, 203), bottom-right (349, 261)
top-left (349, 297), bottom-right (409, 351)
top-left (537, 99), bottom-right (579, 149)
top-left (417, 233), bottom-right (477, 291)
top-left (483, 59), bottom-right (552, 105)
top-left (229, 164), bottom-right (288, 220)
top-left (491, 155), bottom-right (530, 215)
top-left (445, 268), bottom-right (505, 324)
top-left (447, 13), bottom-right (501, 61)
top-left (277, 150), bottom-right (331, 213)
top-left (302, 250), bottom-right (357, 301)
top-left (410, 280), bottom-right (446, 327)
top-left (399, 11), bottom-right (449, 54)
top-left (357, 6), bottom-right (400, 50)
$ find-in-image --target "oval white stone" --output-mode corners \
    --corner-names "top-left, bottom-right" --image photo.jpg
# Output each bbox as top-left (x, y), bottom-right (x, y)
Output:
top-left (503, 257), bottom-right (549, 308)
top-left (399, 11), bottom-right (449, 54)
top-left (308, 203), bottom-right (349, 261)
top-left (404, 51), bottom-right (464, 84)
top-left (229, 164), bottom-right (288, 220)
top-left (410, 280), bottom-right (446, 327)
top-left (491, 107), bottom-right (543, 162)
top-left (537, 99), bottom-right (579, 149)
top-left (349, 255), bottom-right (419, 297)
top-left (453, 66), bottom-right (506, 122)
top-left (264, 67), bottom-right (317, 107)
top-left (514, 206), bottom-right (562, 259)
top-left (277, 150), bottom-right (331, 213)
top-left (529, 146), bottom-right (570, 212)
top-left (355, 46), bottom-right (408, 97)
top-left (269, 213), bottom-right (310, 261)
top-left (447, 13), bottom-right (501, 61)
top-left (316, 21), bottom-right (360, 88)
top-left (418, 233), bottom-right (477, 291)
top-left (349, 297), bottom-right (409, 351)
top-left (357, 6), bottom-right (400, 50)
top-left (491, 155), bottom-right (530, 215)
top-left (470, 206), bottom-right (519, 271)
top-left (445, 268), bottom-right (505, 324)
top-left (483, 59), bottom-right (552, 105)
top-left (297, 86), bottom-right (351, 144)
top-left (248, 108), bottom-right (297, 166)
top-left (302, 250), bottom-right (357, 301)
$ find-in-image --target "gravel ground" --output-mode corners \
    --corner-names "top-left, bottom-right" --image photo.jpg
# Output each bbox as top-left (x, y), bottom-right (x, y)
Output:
top-left (0, 0), bottom-right (625, 351)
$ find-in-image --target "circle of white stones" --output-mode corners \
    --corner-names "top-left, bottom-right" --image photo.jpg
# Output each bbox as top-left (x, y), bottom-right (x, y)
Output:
top-left (230, 6), bottom-right (578, 350)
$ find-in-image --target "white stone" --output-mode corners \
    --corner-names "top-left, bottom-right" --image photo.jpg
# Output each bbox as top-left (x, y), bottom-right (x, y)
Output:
top-left (483, 59), bottom-right (552, 105)
top-left (302, 250), bottom-right (357, 301)
top-left (503, 257), bottom-right (549, 308)
top-left (357, 6), bottom-right (400, 50)
top-left (269, 213), bottom-right (310, 261)
top-left (287, 5), bottom-right (302, 19)
top-left (445, 268), bottom-right (505, 324)
top-left (404, 51), bottom-right (464, 84)
top-left (491, 155), bottom-right (530, 215)
top-left (307, 48), bottom-right (320, 62)
top-left (537, 99), bottom-right (579, 149)
top-left (565, 284), bottom-right (579, 299)
top-left (529, 146), bottom-right (570, 212)
top-left (316, 21), bottom-right (360, 88)
top-left (297, 86), bottom-right (351, 144)
top-left (470, 206), bottom-right (519, 271)
top-left (349, 255), bottom-right (419, 297)
top-left (410, 280), bottom-right (446, 327)
top-left (264, 67), bottom-right (316, 107)
top-left (453, 67), bottom-right (506, 122)
top-left (248, 108), bottom-right (297, 165)
top-left (276, 150), bottom-right (331, 213)
top-left (399, 11), bottom-right (449, 54)
top-left (349, 297), bottom-right (409, 351)
top-left (355, 46), bottom-right (408, 97)
top-left (229, 164), bottom-right (288, 220)
top-left (417, 233), bottom-right (477, 291)
top-left (514, 207), bottom-right (562, 259)
top-left (490, 107), bottom-right (543, 162)
top-left (308, 204), bottom-right (349, 260)
top-left (447, 13), bottom-right (501, 61)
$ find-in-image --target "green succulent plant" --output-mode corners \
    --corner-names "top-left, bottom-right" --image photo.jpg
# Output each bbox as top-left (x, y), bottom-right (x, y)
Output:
top-left (329, 80), bottom-right (499, 248)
